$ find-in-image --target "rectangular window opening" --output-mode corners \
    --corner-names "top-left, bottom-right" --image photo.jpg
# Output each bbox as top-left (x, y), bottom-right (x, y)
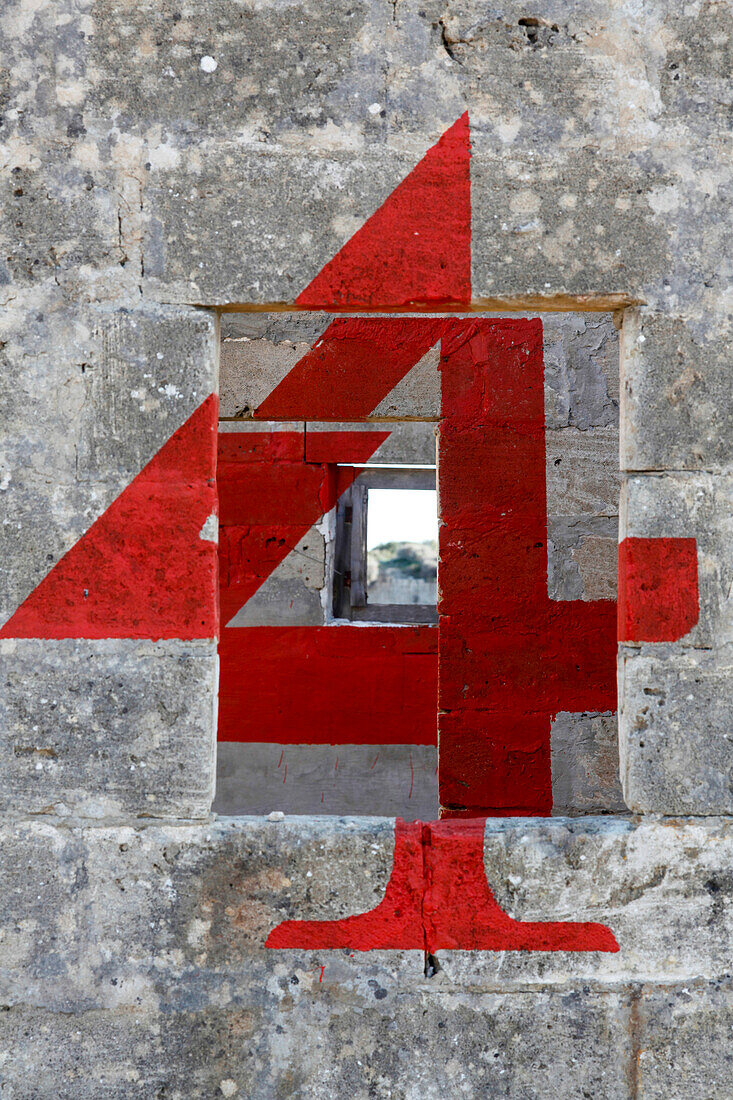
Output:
top-left (333, 467), bottom-right (438, 624)
top-left (367, 488), bottom-right (438, 607)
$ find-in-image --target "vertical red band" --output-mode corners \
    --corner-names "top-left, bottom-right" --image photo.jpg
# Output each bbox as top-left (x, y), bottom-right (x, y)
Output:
top-left (437, 321), bottom-right (617, 817)
top-left (618, 536), bottom-right (699, 642)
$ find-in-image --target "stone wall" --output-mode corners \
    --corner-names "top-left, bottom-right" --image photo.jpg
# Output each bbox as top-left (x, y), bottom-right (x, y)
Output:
top-left (1, 0), bottom-right (731, 1096)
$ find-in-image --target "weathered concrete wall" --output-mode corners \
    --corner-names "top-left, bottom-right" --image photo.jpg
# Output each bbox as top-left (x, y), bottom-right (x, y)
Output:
top-left (1, 0), bottom-right (731, 1094)
top-left (1, 815), bottom-right (733, 1097)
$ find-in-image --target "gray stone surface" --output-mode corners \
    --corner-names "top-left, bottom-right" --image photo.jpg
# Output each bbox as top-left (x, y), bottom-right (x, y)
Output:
top-left (619, 645), bottom-right (733, 816)
top-left (551, 712), bottom-right (626, 816)
top-left (2, 814), bottom-right (733, 1092)
top-left (548, 517), bottom-right (619, 602)
top-left (0, 639), bottom-right (216, 819)
top-left (638, 982), bottom-right (733, 1099)
top-left (3, 0), bottom-right (733, 1088)
top-left (621, 473), bottom-right (733, 649)
top-left (542, 314), bottom-right (620, 431)
top-left (0, 992), bottom-right (632, 1099)
top-left (622, 309), bottom-right (733, 474)
top-left (546, 426), bottom-right (619, 519)
top-left (307, 421), bottom-right (439, 463)
top-left (2, 816), bottom-right (733, 1004)
top-left (0, 296), bottom-right (218, 622)
top-left (1, 1), bottom-right (729, 314)
top-left (214, 743), bottom-right (439, 818)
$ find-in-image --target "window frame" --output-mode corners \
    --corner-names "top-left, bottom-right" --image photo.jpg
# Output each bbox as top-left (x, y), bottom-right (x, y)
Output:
top-left (332, 466), bottom-right (438, 624)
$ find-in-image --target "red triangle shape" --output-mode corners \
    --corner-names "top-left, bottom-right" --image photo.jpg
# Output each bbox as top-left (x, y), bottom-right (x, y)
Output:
top-left (0, 396), bottom-right (219, 640)
top-left (296, 113), bottom-right (471, 310)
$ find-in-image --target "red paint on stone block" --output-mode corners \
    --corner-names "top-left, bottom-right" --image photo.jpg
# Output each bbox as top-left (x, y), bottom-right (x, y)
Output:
top-left (266, 817), bottom-right (619, 952)
top-left (255, 318), bottom-right (445, 422)
top-left (0, 396), bottom-right (219, 640)
top-left (618, 536), bottom-right (699, 642)
top-left (437, 321), bottom-right (617, 816)
top-left (218, 626), bottom-right (437, 745)
top-left (295, 113), bottom-right (471, 310)
top-left (304, 430), bottom-right (395, 464)
top-left (217, 430), bottom-right (388, 625)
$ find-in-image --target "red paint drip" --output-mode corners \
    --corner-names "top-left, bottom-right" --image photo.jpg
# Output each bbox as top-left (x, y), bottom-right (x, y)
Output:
top-left (266, 818), bottom-right (618, 953)
top-left (0, 396), bottom-right (219, 639)
top-left (618, 536), bottom-right (699, 642)
top-left (295, 114), bottom-right (471, 310)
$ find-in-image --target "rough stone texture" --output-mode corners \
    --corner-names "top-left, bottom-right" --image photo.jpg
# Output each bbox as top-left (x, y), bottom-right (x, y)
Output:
top-left (307, 421), bottom-right (439, 464)
top-left (619, 645), bottom-right (733, 815)
top-left (622, 307), bottom-right (733, 474)
top-left (2, 815), bottom-right (733, 998)
top-left (0, 296), bottom-right (218, 623)
top-left (214, 743), bottom-right (440, 818)
top-left (551, 712), bottom-right (626, 816)
top-left (618, 470), bottom-right (733, 813)
top-left (0, 639), bottom-right (216, 819)
top-left (620, 473), bottom-right (733, 649)
top-left (637, 982), bottom-right (733, 1100)
top-left (2, 0), bottom-right (732, 1089)
top-left (0, 993), bottom-right (633, 1099)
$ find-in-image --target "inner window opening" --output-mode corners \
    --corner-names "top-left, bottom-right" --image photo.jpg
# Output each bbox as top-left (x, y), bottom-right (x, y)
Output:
top-left (333, 466), bottom-right (438, 624)
top-left (366, 488), bottom-right (438, 607)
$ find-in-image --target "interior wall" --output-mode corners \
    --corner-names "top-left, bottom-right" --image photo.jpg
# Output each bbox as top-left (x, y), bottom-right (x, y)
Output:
top-left (214, 310), bottom-right (625, 818)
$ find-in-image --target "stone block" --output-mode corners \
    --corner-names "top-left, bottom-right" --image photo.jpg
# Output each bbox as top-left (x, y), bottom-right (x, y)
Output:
top-left (637, 982), bottom-right (733, 1099)
top-left (0, 297), bottom-right (218, 622)
top-left (551, 711), bottom-right (626, 816)
top-left (0, 295), bottom-right (216, 483)
top-left (220, 335), bottom-right (313, 419)
top-left (2, 817), bottom-right (733, 1011)
top-left (542, 313), bottom-right (620, 431)
top-left (0, 991), bottom-right (633, 1099)
top-left (619, 645), bottom-right (733, 815)
top-left (622, 309), bottom-right (733, 472)
top-left (0, 639), bottom-right (216, 819)
top-left (546, 426), bottom-right (619, 518)
top-left (548, 517), bottom-right (619, 602)
top-left (621, 473), bottom-right (733, 649)
top-left (214, 743), bottom-right (439, 818)
top-left (306, 421), bottom-right (438, 464)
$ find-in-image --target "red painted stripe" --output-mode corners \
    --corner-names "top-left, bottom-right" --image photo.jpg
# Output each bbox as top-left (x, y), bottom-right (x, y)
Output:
top-left (266, 817), bottom-right (618, 952)
top-left (255, 317), bottom-right (445, 421)
top-left (437, 321), bottom-right (617, 816)
top-left (295, 113), bottom-right (471, 310)
top-left (304, 431), bottom-right (392, 464)
top-left (618, 536), bottom-right (699, 642)
top-left (218, 626), bottom-right (438, 745)
top-left (0, 396), bottom-right (219, 640)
